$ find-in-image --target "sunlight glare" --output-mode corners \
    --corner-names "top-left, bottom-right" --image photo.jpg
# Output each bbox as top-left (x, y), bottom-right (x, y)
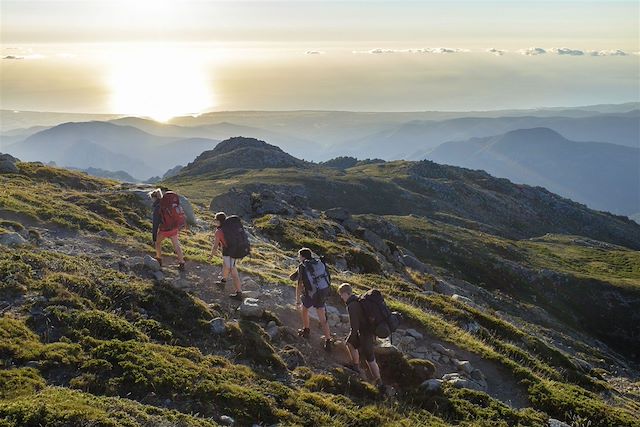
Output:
top-left (108, 48), bottom-right (213, 122)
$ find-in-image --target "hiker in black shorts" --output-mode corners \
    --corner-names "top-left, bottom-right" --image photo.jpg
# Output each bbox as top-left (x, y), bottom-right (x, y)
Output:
top-left (290, 248), bottom-right (333, 351)
top-left (338, 282), bottom-right (383, 391)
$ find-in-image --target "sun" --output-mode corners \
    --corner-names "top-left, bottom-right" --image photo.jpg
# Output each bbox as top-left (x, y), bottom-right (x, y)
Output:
top-left (107, 47), bottom-right (213, 122)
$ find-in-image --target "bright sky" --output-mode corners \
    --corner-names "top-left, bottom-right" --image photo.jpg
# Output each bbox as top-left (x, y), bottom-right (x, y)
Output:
top-left (1, 0), bottom-right (639, 120)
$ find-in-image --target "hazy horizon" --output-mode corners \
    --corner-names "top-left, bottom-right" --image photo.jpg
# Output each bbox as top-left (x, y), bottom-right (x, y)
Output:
top-left (2, 0), bottom-right (639, 121)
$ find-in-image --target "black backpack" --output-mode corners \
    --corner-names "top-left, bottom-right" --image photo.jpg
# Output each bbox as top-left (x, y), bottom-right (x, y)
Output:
top-left (302, 257), bottom-right (331, 297)
top-left (220, 216), bottom-right (251, 259)
top-left (359, 289), bottom-right (401, 339)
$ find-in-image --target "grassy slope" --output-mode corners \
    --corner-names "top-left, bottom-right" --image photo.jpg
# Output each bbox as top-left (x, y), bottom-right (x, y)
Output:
top-left (1, 162), bottom-right (639, 426)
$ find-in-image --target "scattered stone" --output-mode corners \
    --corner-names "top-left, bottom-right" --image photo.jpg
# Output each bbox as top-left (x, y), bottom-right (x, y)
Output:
top-left (334, 257), bottom-right (348, 271)
top-left (210, 318), bottom-right (227, 335)
top-left (238, 298), bottom-right (264, 318)
top-left (431, 343), bottom-right (455, 358)
top-left (420, 378), bottom-right (443, 393)
top-left (0, 232), bottom-right (27, 247)
top-left (152, 271), bottom-right (165, 283)
top-left (143, 254), bottom-right (161, 272)
top-left (454, 360), bottom-right (474, 375)
top-left (97, 230), bottom-right (110, 238)
top-left (406, 328), bottom-right (424, 340)
top-left (219, 415), bottom-right (235, 426)
top-left (442, 372), bottom-right (487, 392)
top-left (452, 294), bottom-right (477, 308)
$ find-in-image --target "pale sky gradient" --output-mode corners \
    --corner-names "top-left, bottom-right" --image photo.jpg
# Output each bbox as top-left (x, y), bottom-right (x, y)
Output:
top-left (1, 1), bottom-right (639, 119)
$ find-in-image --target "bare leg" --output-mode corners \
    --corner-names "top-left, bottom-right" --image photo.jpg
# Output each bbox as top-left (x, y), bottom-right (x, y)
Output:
top-left (367, 359), bottom-right (382, 382)
top-left (169, 234), bottom-right (184, 263)
top-left (315, 307), bottom-right (331, 339)
top-left (301, 306), bottom-right (310, 329)
top-left (222, 263), bottom-right (230, 280)
top-left (347, 343), bottom-right (360, 365)
top-left (230, 266), bottom-right (241, 292)
top-left (155, 236), bottom-right (164, 259)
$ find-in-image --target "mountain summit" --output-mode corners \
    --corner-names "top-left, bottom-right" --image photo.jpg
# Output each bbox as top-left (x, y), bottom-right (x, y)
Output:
top-left (178, 136), bottom-right (308, 176)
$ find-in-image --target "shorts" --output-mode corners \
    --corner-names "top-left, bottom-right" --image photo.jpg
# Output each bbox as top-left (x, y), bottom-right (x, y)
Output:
top-left (223, 256), bottom-right (238, 269)
top-left (157, 228), bottom-right (179, 240)
top-left (301, 287), bottom-right (329, 309)
top-left (347, 331), bottom-right (376, 362)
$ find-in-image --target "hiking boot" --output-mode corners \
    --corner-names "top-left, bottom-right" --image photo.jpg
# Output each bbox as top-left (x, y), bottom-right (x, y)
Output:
top-left (229, 291), bottom-right (243, 300)
top-left (323, 338), bottom-right (333, 352)
top-left (178, 262), bottom-right (185, 271)
top-left (215, 278), bottom-right (227, 286)
top-left (297, 328), bottom-right (310, 339)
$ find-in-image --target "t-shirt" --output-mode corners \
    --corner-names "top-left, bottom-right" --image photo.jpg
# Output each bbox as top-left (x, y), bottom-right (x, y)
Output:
top-left (215, 228), bottom-right (227, 249)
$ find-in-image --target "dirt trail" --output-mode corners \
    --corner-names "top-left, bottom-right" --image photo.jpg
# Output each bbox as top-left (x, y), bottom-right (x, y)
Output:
top-left (35, 227), bottom-right (531, 408)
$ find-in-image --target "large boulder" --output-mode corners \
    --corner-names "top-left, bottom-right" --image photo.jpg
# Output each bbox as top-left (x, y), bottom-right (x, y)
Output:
top-left (325, 207), bottom-right (351, 222)
top-left (210, 188), bottom-right (252, 218)
top-left (0, 153), bottom-right (20, 174)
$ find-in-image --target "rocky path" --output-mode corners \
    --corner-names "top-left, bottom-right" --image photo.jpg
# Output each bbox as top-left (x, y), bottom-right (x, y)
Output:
top-left (20, 225), bottom-right (531, 408)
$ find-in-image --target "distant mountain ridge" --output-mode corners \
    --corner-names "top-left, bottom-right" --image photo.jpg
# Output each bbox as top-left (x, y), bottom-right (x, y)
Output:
top-left (170, 137), bottom-right (640, 250)
top-left (424, 127), bottom-right (640, 217)
top-left (5, 121), bottom-right (218, 180)
top-left (345, 111), bottom-right (640, 160)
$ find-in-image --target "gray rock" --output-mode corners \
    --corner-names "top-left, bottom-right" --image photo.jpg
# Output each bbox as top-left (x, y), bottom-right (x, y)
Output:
top-left (420, 378), bottom-right (443, 393)
top-left (0, 154), bottom-right (19, 174)
top-left (452, 294), bottom-right (477, 308)
top-left (463, 321), bottom-right (481, 334)
top-left (219, 415), bottom-right (235, 426)
top-left (406, 328), bottom-right (424, 340)
top-left (431, 343), bottom-right (455, 357)
top-left (434, 279), bottom-right (455, 296)
top-left (0, 232), bottom-right (27, 247)
top-left (173, 278), bottom-right (190, 289)
top-left (374, 342), bottom-right (402, 357)
top-left (454, 360), bottom-right (474, 374)
top-left (238, 298), bottom-right (264, 318)
top-left (210, 318), bottom-right (227, 335)
top-left (548, 419), bottom-right (571, 427)
top-left (143, 254), bottom-right (161, 271)
top-left (401, 254), bottom-right (428, 272)
top-left (325, 207), bottom-right (351, 222)
top-left (152, 271), bottom-right (165, 282)
top-left (97, 230), bottom-right (110, 238)
top-left (178, 195), bottom-right (196, 225)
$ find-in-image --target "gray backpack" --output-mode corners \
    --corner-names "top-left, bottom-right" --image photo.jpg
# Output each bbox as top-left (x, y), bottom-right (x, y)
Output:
top-left (302, 258), bottom-right (331, 297)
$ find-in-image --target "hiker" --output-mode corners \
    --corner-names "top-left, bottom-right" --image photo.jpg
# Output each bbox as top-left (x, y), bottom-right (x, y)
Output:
top-left (149, 188), bottom-right (185, 270)
top-left (338, 282), bottom-right (384, 391)
top-left (291, 248), bottom-right (333, 351)
top-left (210, 211), bottom-right (247, 299)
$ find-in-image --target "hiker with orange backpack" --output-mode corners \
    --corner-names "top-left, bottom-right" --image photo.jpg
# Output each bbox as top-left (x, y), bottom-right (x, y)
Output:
top-left (149, 188), bottom-right (186, 270)
top-left (210, 211), bottom-right (250, 299)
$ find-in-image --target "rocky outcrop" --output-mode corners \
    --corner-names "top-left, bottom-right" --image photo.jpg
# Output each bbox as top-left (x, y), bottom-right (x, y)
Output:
top-left (179, 137), bottom-right (308, 177)
top-left (0, 153), bottom-right (20, 174)
top-left (210, 184), bottom-right (310, 218)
